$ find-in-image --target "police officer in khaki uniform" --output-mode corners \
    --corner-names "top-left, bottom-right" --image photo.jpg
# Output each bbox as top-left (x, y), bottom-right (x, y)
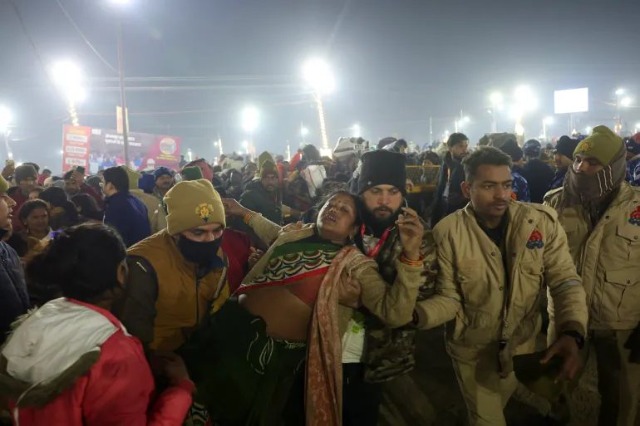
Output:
top-left (415, 146), bottom-right (588, 426)
top-left (545, 125), bottom-right (640, 426)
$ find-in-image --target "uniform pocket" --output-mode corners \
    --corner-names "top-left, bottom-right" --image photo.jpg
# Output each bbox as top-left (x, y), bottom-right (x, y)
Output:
top-left (604, 268), bottom-right (640, 322)
top-left (616, 224), bottom-right (640, 262)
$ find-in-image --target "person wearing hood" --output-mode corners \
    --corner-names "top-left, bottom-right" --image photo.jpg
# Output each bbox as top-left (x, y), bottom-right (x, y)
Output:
top-left (113, 179), bottom-right (231, 352)
top-left (549, 136), bottom-right (580, 191)
top-left (0, 174), bottom-right (29, 347)
top-left (625, 133), bottom-right (640, 186)
top-left (0, 223), bottom-right (193, 425)
top-left (152, 166), bottom-right (175, 200)
top-left (102, 166), bottom-right (151, 247)
top-left (520, 139), bottom-right (555, 203)
top-left (240, 152), bottom-right (284, 225)
top-left (545, 125), bottom-right (640, 426)
top-left (431, 132), bottom-right (470, 226)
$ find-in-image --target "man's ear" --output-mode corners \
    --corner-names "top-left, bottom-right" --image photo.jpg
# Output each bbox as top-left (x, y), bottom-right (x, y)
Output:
top-left (461, 180), bottom-right (471, 199)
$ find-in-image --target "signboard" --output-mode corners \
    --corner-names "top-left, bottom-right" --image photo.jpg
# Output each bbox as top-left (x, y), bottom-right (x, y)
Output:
top-left (62, 126), bottom-right (181, 173)
top-left (554, 88), bottom-right (589, 114)
top-left (62, 125), bottom-right (92, 172)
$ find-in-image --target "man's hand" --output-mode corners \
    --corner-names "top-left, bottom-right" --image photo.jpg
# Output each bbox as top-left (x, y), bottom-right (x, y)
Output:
top-left (338, 276), bottom-right (361, 309)
top-left (247, 247), bottom-right (264, 269)
top-left (541, 334), bottom-right (582, 382)
top-left (222, 198), bottom-right (250, 217)
top-left (397, 207), bottom-right (424, 260)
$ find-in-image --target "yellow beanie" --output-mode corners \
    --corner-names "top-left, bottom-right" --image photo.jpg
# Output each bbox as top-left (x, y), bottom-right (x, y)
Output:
top-left (120, 166), bottom-right (141, 190)
top-left (0, 174), bottom-right (8, 194)
top-left (164, 179), bottom-right (226, 235)
top-left (257, 151), bottom-right (277, 177)
top-left (574, 125), bottom-right (623, 165)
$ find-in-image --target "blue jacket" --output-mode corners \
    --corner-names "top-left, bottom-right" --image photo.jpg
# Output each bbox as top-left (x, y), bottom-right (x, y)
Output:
top-left (0, 241), bottom-right (29, 345)
top-left (512, 171), bottom-right (530, 202)
top-left (627, 156), bottom-right (640, 187)
top-left (104, 191), bottom-right (151, 247)
top-left (549, 169), bottom-right (567, 191)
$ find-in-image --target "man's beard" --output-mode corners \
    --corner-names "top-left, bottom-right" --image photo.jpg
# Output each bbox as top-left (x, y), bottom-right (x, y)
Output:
top-left (361, 205), bottom-right (402, 237)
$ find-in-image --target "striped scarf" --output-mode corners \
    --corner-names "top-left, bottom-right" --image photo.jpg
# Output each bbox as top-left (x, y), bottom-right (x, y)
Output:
top-left (561, 144), bottom-right (627, 224)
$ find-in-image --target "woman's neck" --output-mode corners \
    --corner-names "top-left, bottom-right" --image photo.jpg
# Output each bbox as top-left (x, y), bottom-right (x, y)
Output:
top-left (317, 228), bottom-right (347, 246)
top-left (28, 229), bottom-right (50, 240)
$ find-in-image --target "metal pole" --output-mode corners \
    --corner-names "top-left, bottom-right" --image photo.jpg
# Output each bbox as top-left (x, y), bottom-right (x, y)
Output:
top-left (429, 116), bottom-right (433, 142)
top-left (315, 94), bottom-right (329, 152)
top-left (117, 21), bottom-right (130, 167)
top-left (3, 132), bottom-right (11, 160)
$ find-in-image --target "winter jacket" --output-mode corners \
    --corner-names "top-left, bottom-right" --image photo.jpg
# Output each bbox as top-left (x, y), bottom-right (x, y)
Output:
top-left (239, 180), bottom-right (283, 225)
top-left (104, 191), bottom-right (151, 247)
top-left (544, 183), bottom-right (640, 330)
top-left (118, 230), bottom-right (230, 351)
top-left (0, 298), bottom-right (193, 425)
top-left (415, 201), bottom-right (587, 369)
top-left (521, 159), bottom-right (555, 203)
top-left (431, 152), bottom-right (467, 226)
top-left (130, 189), bottom-right (162, 229)
top-left (549, 168), bottom-right (567, 192)
top-left (511, 170), bottom-right (530, 202)
top-left (0, 242), bottom-right (29, 346)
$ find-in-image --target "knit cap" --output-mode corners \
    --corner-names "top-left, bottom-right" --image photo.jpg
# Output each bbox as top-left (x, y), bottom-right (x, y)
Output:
top-left (153, 166), bottom-right (173, 181)
top-left (164, 179), bottom-right (225, 235)
top-left (257, 151), bottom-right (277, 177)
top-left (574, 125), bottom-right (623, 165)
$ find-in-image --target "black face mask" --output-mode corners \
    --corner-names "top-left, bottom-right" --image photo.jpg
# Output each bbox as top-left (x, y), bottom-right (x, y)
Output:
top-left (177, 236), bottom-right (225, 270)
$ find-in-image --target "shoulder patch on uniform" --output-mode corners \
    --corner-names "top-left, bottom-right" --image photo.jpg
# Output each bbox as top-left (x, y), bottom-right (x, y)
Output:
top-left (630, 206), bottom-right (640, 226)
top-left (526, 229), bottom-right (544, 249)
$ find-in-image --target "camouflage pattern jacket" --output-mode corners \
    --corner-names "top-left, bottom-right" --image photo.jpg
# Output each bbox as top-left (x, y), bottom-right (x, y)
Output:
top-left (357, 224), bottom-right (436, 383)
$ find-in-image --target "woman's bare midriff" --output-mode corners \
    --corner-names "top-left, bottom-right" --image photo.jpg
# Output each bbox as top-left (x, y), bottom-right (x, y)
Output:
top-left (238, 286), bottom-right (312, 342)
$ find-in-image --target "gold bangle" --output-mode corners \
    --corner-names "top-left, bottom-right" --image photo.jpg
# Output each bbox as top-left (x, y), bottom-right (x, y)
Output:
top-left (243, 211), bottom-right (255, 225)
top-left (399, 254), bottom-right (423, 266)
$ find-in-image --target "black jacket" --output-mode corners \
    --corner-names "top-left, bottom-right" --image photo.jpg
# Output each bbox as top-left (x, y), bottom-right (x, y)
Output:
top-left (431, 152), bottom-right (467, 226)
top-left (521, 159), bottom-right (555, 203)
top-left (0, 241), bottom-right (29, 345)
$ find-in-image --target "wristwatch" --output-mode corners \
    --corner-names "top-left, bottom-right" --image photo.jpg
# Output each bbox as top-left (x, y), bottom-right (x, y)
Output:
top-left (562, 330), bottom-right (585, 350)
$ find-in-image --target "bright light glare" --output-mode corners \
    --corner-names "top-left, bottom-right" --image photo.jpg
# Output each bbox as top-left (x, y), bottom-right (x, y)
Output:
top-left (302, 58), bottom-right (335, 96)
top-left (621, 97), bottom-right (633, 107)
top-left (242, 141), bottom-right (249, 149)
top-left (461, 116), bottom-right (470, 123)
top-left (0, 105), bottom-right (12, 132)
top-left (543, 116), bottom-right (554, 125)
top-left (110, 0), bottom-right (131, 5)
top-left (489, 92), bottom-right (504, 106)
top-left (615, 88), bottom-right (625, 96)
top-left (51, 61), bottom-right (87, 104)
top-left (585, 126), bottom-right (593, 134)
top-left (514, 85), bottom-right (537, 111)
top-left (352, 123), bottom-right (361, 137)
top-left (300, 126), bottom-right (309, 137)
top-left (241, 106), bottom-right (259, 133)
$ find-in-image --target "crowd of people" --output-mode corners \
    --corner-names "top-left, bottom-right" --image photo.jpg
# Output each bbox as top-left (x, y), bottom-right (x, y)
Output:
top-left (0, 126), bottom-right (639, 426)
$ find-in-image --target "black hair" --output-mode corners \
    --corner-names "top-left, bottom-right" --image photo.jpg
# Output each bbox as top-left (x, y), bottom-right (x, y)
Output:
top-left (63, 170), bottom-right (74, 181)
top-left (312, 189), bottom-right (364, 228)
top-left (103, 167), bottom-right (129, 193)
top-left (26, 223), bottom-right (126, 302)
top-left (72, 193), bottom-right (104, 222)
top-left (40, 187), bottom-right (80, 229)
top-left (18, 199), bottom-right (49, 224)
top-left (40, 187), bottom-right (69, 207)
top-left (447, 132), bottom-right (469, 148)
top-left (462, 146), bottom-right (512, 182)
top-left (23, 162), bottom-right (40, 173)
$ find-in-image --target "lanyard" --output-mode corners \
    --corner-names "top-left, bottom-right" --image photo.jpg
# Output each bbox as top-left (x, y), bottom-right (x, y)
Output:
top-left (360, 224), bottom-right (392, 258)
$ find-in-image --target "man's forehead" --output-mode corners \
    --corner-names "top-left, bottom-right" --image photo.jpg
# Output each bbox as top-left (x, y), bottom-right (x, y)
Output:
top-left (366, 184), bottom-right (400, 192)
top-left (189, 223), bottom-right (224, 232)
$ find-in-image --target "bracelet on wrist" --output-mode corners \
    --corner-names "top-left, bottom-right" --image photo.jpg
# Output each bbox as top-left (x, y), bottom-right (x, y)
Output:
top-left (243, 211), bottom-right (256, 225)
top-left (399, 253), bottom-right (424, 266)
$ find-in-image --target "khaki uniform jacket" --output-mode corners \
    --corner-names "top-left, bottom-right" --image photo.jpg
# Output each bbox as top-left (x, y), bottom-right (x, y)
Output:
top-left (245, 214), bottom-right (423, 335)
top-left (544, 183), bottom-right (640, 331)
top-left (415, 201), bottom-right (587, 365)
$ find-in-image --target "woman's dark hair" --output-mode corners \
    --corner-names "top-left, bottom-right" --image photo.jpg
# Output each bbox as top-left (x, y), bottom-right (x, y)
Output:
top-left (308, 190), bottom-right (364, 228)
top-left (26, 223), bottom-right (126, 302)
top-left (40, 187), bottom-right (80, 229)
top-left (18, 199), bottom-right (49, 224)
top-left (72, 193), bottom-right (104, 222)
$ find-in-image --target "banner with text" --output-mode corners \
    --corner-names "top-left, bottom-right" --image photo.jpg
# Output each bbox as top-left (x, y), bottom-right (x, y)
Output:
top-left (62, 126), bottom-right (182, 173)
top-left (62, 125), bottom-right (92, 172)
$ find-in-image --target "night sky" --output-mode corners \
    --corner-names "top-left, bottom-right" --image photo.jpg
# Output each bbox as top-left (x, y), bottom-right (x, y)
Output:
top-left (1, 0), bottom-right (639, 171)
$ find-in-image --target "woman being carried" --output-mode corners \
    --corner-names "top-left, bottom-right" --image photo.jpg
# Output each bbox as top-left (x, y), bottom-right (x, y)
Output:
top-left (183, 191), bottom-right (424, 426)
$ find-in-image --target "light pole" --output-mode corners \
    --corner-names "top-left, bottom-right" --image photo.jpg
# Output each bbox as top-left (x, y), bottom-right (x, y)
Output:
top-left (542, 116), bottom-right (554, 141)
top-left (513, 85), bottom-right (537, 138)
top-left (0, 105), bottom-right (12, 160)
top-left (489, 92), bottom-right (503, 133)
top-left (455, 115), bottom-right (470, 133)
top-left (241, 106), bottom-right (259, 161)
top-left (302, 58), bottom-right (335, 157)
top-left (300, 124), bottom-right (309, 146)
top-left (352, 123), bottom-right (361, 138)
top-left (110, 0), bottom-right (132, 167)
top-left (51, 61), bottom-right (86, 127)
